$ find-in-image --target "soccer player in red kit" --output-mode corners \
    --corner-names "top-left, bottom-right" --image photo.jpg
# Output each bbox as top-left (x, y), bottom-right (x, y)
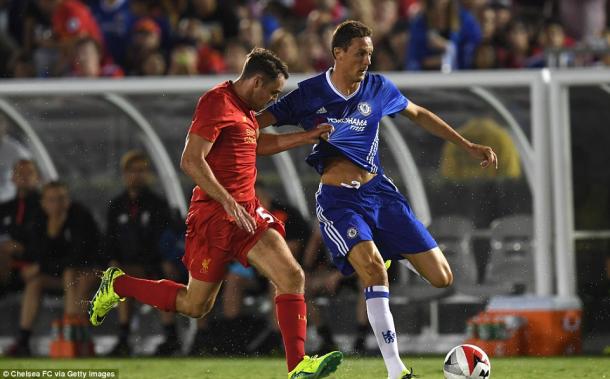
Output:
top-left (89, 48), bottom-right (342, 378)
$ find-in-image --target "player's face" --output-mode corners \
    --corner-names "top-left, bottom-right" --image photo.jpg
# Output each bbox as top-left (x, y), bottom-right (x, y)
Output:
top-left (252, 75), bottom-right (286, 111)
top-left (336, 36), bottom-right (373, 83)
top-left (123, 160), bottom-right (151, 191)
top-left (41, 187), bottom-right (70, 218)
top-left (12, 162), bottom-right (39, 191)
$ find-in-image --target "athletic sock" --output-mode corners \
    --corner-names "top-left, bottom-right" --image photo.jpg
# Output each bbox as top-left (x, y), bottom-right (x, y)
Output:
top-left (275, 293), bottom-right (307, 372)
top-left (114, 275), bottom-right (184, 312)
top-left (364, 285), bottom-right (406, 379)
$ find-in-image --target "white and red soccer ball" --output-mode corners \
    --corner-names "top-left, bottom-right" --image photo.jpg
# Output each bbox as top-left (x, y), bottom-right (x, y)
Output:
top-left (443, 344), bottom-right (491, 379)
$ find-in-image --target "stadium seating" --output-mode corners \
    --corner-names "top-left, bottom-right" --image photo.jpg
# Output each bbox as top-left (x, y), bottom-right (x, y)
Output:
top-left (485, 214), bottom-right (535, 294)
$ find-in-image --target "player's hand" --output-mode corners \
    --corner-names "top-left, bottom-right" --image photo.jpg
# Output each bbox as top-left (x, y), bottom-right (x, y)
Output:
top-left (467, 143), bottom-right (498, 169)
top-left (308, 123), bottom-right (333, 142)
top-left (222, 198), bottom-right (257, 234)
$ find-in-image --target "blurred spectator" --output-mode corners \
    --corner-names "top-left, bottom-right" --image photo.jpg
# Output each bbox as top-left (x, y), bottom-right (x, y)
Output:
top-left (90, 0), bottom-right (136, 67)
top-left (238, 18), bottom-right (264, 49)
top-left (346, 0), bottom-right (374, 28)
top-left (8, 51), bottom-right (36, 78)
top-left (560, 0), bottom-right (606, 43)
top-left (298, 29), bottom-right (333, 72)
top-left (125, 17), bottom-right (162, 74)
top-left (182, 0), bottom-right (239, 48)
top-left (371, 19), bottom-right (410, 71)
top-left (105, 150), bottom-right (178, 356)
top-left (71, 37), bottom-right (123, 77)
top-left (130, 0), bottom-right (173, 53)
top-left (140, 51), bottom-right (166, 75)
top-left (175, 18), bottom-right (225, 74)
top-left (473, 42), bottom-right (498, 69)
top-left (478, 6), bottom-right (497, 44)
top-left (406, 0), bottom-right (482, 71)
top-left (168, 41), bottom-right (199, 75)
top-left (0, 160), bottom-right (43, 293)
top-left (0, 20), bottom-right (17, 78)
top-left (306, 0), bottom-right (347, 33)
top-left (372, 0), bottom-right (400, 44)
top-left (0, 115), bottom-right (32, 203)
top-left (269, 28), bottom-right (312, 73)
top-left (440, 117), bottom-right (521, 180)
top-left (496, 19), bottom-right (536, 68)
top-left (490, 0), bottom-right (513, 47)
top-left (20, 0), bottom-right (58, 77)
top-left (398, 0), bottom-right (422, 20)
top-left (601, 29), bottom-right (610, 66)
top-left (223, 39), bottom-right (248, 74)
top-left (5, 181), bottom-right (101, 356)
top-left (530, 18), bottom-right (575, 68)
top-left (51, 0), bottom-right (104, 46)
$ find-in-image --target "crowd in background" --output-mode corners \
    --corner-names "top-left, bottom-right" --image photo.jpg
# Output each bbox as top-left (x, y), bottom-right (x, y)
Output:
top-left (1, 0), bottom-right (610, 79)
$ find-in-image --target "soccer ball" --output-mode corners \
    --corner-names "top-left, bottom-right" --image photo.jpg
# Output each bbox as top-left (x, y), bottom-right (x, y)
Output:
top-left (443, 344), bottom-right (491, 378)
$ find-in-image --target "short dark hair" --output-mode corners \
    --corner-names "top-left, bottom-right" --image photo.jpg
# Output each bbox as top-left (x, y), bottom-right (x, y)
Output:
top-left (241, 48), bottom-right (289, 81)
top-left (331, 20), bottom-right (372, 58)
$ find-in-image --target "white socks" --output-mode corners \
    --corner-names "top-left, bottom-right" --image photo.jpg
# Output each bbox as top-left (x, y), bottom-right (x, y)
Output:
top-left (364, 285), bottom-right (407, 379)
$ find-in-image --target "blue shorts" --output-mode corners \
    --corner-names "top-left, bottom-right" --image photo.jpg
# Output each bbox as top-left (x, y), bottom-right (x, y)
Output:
top-left (315, 175), bottom-right (437, 275)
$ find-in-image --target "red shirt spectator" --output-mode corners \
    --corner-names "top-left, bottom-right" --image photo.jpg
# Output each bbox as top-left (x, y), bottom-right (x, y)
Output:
top-left (53, 0), bottom-right (103, 46)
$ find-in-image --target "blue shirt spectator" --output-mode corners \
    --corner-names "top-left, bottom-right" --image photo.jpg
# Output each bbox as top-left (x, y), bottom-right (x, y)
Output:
top-left (406, 6), bottom-right (481, 71)
top-left (91, 0), bottom-right (136, 67)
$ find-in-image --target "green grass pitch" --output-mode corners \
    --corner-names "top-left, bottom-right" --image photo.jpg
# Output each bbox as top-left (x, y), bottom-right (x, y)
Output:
top-left (1, 356), bottom-right (609, 378)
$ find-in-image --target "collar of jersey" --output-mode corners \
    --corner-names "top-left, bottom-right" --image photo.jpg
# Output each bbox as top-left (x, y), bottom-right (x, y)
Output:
top-left (325, 69), bottom-right (362, 101)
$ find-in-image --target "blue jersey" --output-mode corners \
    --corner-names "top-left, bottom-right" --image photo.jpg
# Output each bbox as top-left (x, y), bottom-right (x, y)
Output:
top-left (267, 69), bottom-right (408, 175)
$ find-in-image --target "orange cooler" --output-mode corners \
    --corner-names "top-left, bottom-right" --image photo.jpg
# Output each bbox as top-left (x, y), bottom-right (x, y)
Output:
top-left (485, 296), bottom-right (582, 356)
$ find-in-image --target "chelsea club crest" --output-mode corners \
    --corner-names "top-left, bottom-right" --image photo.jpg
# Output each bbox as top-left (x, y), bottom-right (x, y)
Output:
top-left (357, 102), bottom-right (371, 116)
top-left (347, 227), bottom-right (359, 239)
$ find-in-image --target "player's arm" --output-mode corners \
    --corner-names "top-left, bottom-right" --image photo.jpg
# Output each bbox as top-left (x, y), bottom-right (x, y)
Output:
top-left (180, 133), bottom-right (256, 233)
top-left (401, 102), bottom-right (498, 169)
top-left (256, 124), bottom-right (332, 156)
top-left (256, 110), bottom-right (277, 129)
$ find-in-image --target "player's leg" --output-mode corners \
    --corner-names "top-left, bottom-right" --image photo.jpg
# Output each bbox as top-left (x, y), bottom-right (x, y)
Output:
top-left (400, 247), bottom-right (453, 288)
top-left (247, 228), bottom-right (305, 371)
top-left (155, 261), bottom-right (184, 355)
top-left (105, 264), bottom-right (142, 355)
top-left (89, 266), bottom-right (223, 327)
top-left (8, 265), bottom-right (60, 356)
top-left (247, 228), bottom-right (342, 378)
top-left (376, 175), bottom-right (453, 289)
top-left (348, 241), bottom-right (409, 379)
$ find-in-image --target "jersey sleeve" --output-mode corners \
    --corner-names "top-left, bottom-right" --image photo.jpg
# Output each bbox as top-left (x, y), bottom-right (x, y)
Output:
top-left (380, 75), bottom-right (409, 117)
top-left (265, 88), bottom-right (303, 127)
top-left (188, 92), bottom-right (233, 142)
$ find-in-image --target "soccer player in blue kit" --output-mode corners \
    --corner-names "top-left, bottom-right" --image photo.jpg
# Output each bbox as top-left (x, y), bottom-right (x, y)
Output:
top-left (256, 20), bottom-right (498, 379)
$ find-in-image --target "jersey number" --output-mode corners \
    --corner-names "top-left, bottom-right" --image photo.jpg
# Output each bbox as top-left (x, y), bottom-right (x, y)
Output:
top-left (256, 207), bottom-right (274, 223)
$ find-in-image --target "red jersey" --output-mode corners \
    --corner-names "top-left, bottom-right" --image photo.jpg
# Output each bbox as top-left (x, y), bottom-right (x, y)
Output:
top-left (188, 81), bottom-right (258, 203)
top-left (53, 0), bottom-right (103, 45)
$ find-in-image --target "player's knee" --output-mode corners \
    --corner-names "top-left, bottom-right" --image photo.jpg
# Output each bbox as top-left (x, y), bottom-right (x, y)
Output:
top-left (361, 261), bottom-right (387, 286)
top-left (431, 268), bottom-right (453, 288)
top-left (184, 300), bottom-right (214, 319)
top-left (277, 265), bottom-right (305, 293)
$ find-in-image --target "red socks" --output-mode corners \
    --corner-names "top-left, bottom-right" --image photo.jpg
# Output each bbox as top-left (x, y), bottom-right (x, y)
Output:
top-left (275, 293), bottom-right (307, 371)
top-left (114, 275), bottom-right (184, 312)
